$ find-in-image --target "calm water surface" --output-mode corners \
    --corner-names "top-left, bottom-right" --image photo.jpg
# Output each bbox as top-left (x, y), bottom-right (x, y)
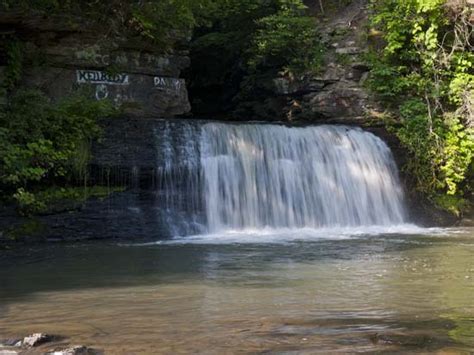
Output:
top-left (1, 228), bottom-right (474, 353)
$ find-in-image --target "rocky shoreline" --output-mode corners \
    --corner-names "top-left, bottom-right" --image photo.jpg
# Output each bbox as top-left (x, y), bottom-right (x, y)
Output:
top-left (0, 333), bottom-right (101, 355)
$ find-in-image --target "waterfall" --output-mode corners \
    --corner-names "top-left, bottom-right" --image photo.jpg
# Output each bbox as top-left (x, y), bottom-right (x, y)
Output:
top-left (153, 121), bottom-right (407, 236)
top-left (200, 123), bottom-right (406, 232)
top-left (154, 121), bottom-right (204, 236)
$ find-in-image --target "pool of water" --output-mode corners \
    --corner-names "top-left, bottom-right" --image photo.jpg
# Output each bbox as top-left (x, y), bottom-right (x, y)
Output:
top-left (1, 228), bottom-right (473, 353)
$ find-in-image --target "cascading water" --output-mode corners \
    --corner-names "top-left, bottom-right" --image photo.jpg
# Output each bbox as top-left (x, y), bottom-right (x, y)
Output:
top-left (154, 121), bottom-right (407, 237)
top-left (154, 121), bottom-right (204, 236)
top-left (200, 123), bottom-right (406, 232)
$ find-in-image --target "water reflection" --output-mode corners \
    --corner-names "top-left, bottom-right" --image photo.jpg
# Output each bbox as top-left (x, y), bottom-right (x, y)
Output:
top-left (0, 230), bottom-right (473, 353)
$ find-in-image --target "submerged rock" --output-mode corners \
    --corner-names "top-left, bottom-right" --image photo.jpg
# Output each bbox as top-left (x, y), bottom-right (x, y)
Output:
top-left (45, 345), bottom-right (102, 355)
top-left (0, 339), bottom-right (21, 347)
top-left (0, 332), bottom-right (101, 355)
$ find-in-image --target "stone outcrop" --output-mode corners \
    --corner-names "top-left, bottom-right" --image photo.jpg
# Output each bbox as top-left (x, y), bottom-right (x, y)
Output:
top-left (281, 0), bottom-right (374, 123)
top-left (232, 0), bottom-right (375, 124)
top-left (0, 12), bottom-right (190, 117)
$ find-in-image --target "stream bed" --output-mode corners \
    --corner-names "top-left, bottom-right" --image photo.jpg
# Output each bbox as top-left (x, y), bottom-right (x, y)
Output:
top-left (1, 228), bottom-right (473, 353)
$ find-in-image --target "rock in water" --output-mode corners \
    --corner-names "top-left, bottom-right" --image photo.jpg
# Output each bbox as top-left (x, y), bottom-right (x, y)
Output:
top-left (0, 350), bottom-right (20, 355)
top-left (0, 339), bottom-right (21, 347)
top-left (46, 346), bottom-right (101, 355)
top-left (23, 333), bottom-right (51, 347)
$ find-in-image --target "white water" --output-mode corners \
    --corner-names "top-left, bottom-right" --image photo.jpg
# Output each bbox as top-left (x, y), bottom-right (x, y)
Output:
top-left (156, 226), bottom-right (449, 245)
top-left (151, 122), bottom-right (414, 241)
top-left (200, 123), bottom-right (406, 233)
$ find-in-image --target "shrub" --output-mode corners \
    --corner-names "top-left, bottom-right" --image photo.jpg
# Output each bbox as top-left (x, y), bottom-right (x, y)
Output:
top-left (0, 89), bottom-right (116, 214)
top-left (368, 0), bottom-right (473, 213)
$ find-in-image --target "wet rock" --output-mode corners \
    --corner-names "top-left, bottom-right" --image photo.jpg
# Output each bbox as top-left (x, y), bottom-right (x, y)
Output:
top-left (369, 332), bottom-right (441, 348)
top-left (23, 333), bottom-right (52, 347)
top-left (0, 350), bottom-right (20, 355)
top-left (91, 118), bottom-right (202, 177)
top-left (0, 338), bottom-right (22, 355)
top-left (45, 345), bottom-right (102, 355)
top-left (0, 339), bottom-right (21, 347)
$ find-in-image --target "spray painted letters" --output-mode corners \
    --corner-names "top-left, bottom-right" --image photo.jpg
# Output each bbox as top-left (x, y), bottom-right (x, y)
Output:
top-left (154, 77), bottom-right (182, 93)
top-left (76, 70), bottom-right (129, 85)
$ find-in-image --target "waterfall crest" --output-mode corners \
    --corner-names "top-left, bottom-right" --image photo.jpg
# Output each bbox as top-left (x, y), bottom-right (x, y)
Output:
top-left (200, 123), bottom-right (406, 232)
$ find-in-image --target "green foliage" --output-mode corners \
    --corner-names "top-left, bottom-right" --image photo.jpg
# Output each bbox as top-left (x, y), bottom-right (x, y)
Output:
top-left (190, 0), bottom-right (276, 86)
top-left (3, 185), bottom-right (123, 239)
top-left (336, 53), bottom-right (351, 66)
top-left (226, 0), bottom-right (323, 76)
top-left (128, 0), bottom-right (214, 50)
top-left (0, 0), bottom-right (214, 51)
top-left (1, 0), bottom-right (59, 11)
top-left (0, 89), bottom-right (117, 214)
top-left (3, 38), bottom-right (24, 90)
top-left (248, 1), bottom-right (323, 75)
top-left (13, 186), bottom-right (125, 216)
top-left (368, 0), bottom-right (474, 213)
top-left (4, 218), bottom-right (47, 241)
top-left (190, 0), bottom-right (322, 116)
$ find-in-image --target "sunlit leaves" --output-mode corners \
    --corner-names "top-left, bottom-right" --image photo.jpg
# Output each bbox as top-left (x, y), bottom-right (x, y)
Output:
top-left (0, 90), bottom-right (116, 213)
top-left (248, 5), bottom-right (322, 75)
top-left (368, 0), bottom-right (474, 212)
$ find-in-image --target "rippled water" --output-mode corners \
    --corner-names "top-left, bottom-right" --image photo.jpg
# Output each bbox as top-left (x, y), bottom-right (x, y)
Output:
top-left (1, 229), bottom-right (473, 353)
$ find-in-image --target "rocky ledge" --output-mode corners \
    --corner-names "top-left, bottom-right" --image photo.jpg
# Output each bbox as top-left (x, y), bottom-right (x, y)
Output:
top-left (0, 12), bottom-right (190, 117)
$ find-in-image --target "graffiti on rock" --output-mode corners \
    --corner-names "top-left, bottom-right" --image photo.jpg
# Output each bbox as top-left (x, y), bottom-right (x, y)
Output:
top-left (154, 77), bottom-right (183, 93)
top-left (95, 84), bottom-right (109, 100)
top-left (77, 70), bottom-right (129, 85)
top-left (76, 70), bottom-right (131, 102)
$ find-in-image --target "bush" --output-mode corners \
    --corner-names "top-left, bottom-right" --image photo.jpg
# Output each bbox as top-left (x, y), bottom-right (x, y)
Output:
top-left (0, 0), bottom-right (213, 51)
top-left (189, 0), bottom-right (323, 116)
top-left (12, 186), bottom-right (125, 216)
top-left (248, 0), bottom-right (323, 76)
top-left (0, 89), bottom-right (117, 214)
top-left (368, 0), bottom-right (474, 213)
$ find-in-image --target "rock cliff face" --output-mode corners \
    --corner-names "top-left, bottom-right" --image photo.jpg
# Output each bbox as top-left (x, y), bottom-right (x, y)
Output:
top-left (277, 0), bottom-right (374, 123)
top-left (289, 0), bottom-right (375, 123)
top-left (0, 12), bottom-right (191, 117)
top-left (1, 2), bottom-right (373, 123)
top-left (89, 117), bottom-right (201, 188)
top-left (210, 0), bottom-right (376, 124)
